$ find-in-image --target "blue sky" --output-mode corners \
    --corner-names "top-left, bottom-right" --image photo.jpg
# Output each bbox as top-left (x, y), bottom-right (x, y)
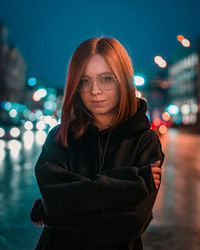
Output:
top-left (0, 0), bottom-right (199, 87)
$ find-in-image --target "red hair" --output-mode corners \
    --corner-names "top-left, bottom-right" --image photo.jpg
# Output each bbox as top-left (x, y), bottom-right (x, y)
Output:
top-left (57, 37), bottom-right (138, 146)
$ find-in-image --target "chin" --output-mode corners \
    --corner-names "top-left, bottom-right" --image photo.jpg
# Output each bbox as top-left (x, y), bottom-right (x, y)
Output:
top-left (92, 109), bottom-right (113, 116)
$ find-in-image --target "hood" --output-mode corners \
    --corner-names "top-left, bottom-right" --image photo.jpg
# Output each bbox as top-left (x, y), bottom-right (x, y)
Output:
top-left (86, 98), bottom-right (151, 137)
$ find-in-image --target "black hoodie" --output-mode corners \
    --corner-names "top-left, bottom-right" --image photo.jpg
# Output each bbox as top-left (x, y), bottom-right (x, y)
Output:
top-left (31, 98), bottom-right (164, 250)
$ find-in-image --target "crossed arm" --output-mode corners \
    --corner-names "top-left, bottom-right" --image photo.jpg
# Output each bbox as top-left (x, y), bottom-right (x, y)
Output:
top-left (31, 128), bottom-right (164, 238)
top-left (32, 161), bottom-right (162, 228)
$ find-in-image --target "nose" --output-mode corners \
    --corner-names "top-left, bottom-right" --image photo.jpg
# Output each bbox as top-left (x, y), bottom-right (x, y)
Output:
top-left (90, 80), bottom-right (102, 95)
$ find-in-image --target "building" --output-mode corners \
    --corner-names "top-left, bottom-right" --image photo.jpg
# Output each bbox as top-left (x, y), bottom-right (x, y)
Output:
top-left (0, 22), bottom-right (26, 104)
top-left (0, 21), bottom-right (26, 124)
top-left (167, 39), bottom-right (200, 125)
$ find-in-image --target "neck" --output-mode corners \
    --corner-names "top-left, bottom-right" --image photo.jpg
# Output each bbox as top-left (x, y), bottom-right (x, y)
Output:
top-left (93, 115), bottom-right (113, 130)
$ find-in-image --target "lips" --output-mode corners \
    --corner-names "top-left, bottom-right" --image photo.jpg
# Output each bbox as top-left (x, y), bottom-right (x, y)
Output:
top-left (91, 100), bottom-right (105, 103)
top-left (91, 100), bottom-right (105, 106)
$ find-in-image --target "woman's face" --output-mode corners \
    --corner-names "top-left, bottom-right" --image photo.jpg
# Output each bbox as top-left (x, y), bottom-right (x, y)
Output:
top-left (79, 54), bottom-right (120, 120)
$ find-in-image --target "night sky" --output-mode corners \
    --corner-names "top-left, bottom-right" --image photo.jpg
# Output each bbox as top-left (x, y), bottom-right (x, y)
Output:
top-left (0, 0), bottom-right (200, 88)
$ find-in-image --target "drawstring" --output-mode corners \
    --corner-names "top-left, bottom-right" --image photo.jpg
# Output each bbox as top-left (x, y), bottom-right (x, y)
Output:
top-left (98, 132), bottom-right (111, 172)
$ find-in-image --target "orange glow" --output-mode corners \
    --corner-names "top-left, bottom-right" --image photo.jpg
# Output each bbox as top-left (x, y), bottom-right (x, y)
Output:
top-left (159, 124), bottom-right (167, 134)
top-left (162, 112), bottom-right (170, 121)
top-left (33, 92), bottom-right (41, 102)
top-left (153, 117), bottom-right (162, 127)
top-left (177, 35), bottom-right (185, 42)
top-left (160, 81), bottom-right (170, 89)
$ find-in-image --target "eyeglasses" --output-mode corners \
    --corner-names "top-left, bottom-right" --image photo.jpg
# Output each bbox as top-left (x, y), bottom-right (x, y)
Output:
top-left (77, 73), bottom-right (117, 93)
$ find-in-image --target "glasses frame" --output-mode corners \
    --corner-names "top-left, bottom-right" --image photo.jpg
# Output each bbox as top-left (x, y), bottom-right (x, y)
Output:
top-left (77, 73), bottom-right (118, 93)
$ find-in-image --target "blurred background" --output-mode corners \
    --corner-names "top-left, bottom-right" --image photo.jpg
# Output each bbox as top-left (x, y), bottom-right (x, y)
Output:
top-left (0, 0), bottom-right (200, 249)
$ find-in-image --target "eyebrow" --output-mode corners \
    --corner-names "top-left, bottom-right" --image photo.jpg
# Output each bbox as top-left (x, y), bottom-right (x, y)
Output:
top-left (82, 72), bottom-right (113, 77)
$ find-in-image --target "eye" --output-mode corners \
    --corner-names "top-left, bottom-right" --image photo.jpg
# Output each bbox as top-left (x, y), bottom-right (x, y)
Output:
top-left (100, 76), bottom-right (114, 82)
top-left (79, 78), bottom-right (90, 86)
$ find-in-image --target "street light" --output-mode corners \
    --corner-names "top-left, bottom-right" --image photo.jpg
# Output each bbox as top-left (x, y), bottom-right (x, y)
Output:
top-left (181, 39), bottom-right (190, 47)
top-left (134, 75), bottom-right (145, 86)
top-left (28, 77), bottom-right (37, 87)
top-left (154, 56), bottom-right (167, 68)
top-left (177, 35), bottom-right (191, 47)
top-left (33, 88), bottom-right (47, 102)
top-left (166, 104), bottom-right (179, 115)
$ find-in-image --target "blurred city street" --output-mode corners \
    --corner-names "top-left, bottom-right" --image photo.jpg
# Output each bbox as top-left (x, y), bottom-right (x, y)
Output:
top-left (0, 128), bottom-right (199, 250)
top-left (0, 1), bottom-right (200, 249)
top-left (143, 128), bottom-right (200, 250)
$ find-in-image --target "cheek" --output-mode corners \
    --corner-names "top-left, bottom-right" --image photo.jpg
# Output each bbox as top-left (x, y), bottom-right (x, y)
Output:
top-left (80, 94), bottom-right (85, 104)
top-left (110, 88), bottom-right (120, 106)
top-left (80, 93), bottom-right (90, 108)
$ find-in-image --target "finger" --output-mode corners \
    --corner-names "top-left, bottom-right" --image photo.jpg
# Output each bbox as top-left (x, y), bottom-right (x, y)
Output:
top-left (151, 160), bottom-right (161, 167)
top-left (151, 167), bottom-right (162, 175)
top-left (154, 179), bottom-right (160, 186)
top-left (33, 221), bottom-right (42, 227)
top-left (153, 174), bottom-right (160, 180)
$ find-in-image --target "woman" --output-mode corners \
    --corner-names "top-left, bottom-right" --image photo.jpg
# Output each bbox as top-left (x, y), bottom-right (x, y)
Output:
top-left (31, 37), bottom-right (164, 250)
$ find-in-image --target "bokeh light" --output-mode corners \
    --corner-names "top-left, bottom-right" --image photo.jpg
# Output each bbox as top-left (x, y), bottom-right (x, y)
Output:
top-left (182, 38), bottom-right (190, 47)
top-left (4, 102), bottom-right (12, 111)
top-left (35, 131), bottom-right (47, 145)
top-left (9, 109), bottom-right (17, 118)
top-left (181, 104), bottom-right (190, 115)
top-left (0, 148), bottom-right (6, 161)
top-left (33, 88), bottom-right (47, 102)
top-left (134, 76), bottom-right (145, 86)
top-left (136, 90), bottom-right (142, 98)
top-left (159, 124), bottom-right (167, 135)
top-left (162, 112), bottom-right (170, 121)
top-left (7, 140), bottom-right (22, 151)
top-left (10, 127), bottom-right (20, 137)
top-left (167, 104), bottom-right (179, 115)
top-left (28, 77), bottom-right (37, 86)
top-left (154, 56), bottom-right (167, 68)
top-left (153, 117), bottom-right (162, 127)
top-left (177, 35), bottom-right (185, 42)
top-left (24, 121), bottom-right (34, 131)
top-left (23, 131), bottom-right (34, 150)
top-left (36, 121), bottom-right (46, 130)
top-left (0, 128), bottom-right (5, 137)
top-left (0, 140), bottom-right (6, 149)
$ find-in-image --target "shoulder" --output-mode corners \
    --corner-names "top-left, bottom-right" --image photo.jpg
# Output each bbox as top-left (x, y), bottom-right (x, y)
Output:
top-left (39, 124), bottom-right (69, 165)
top-left (139, 129), bottom-right (163, 151)
top-left (139, 129), bottom-right (161, 143)
top-left (45, 125), bottom-right (60, 143)
top-left (44, 124), bottom-right (64, 152)
top-left (136, 129), bottom-right (165, 163)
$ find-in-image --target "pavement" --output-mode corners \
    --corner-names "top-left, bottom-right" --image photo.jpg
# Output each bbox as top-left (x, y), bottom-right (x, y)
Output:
top-left (143, 128), bottom-right (200, 250)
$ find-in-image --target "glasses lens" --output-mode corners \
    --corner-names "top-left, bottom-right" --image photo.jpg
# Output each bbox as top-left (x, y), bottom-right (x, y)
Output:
top-left (78, 74), bottom-right (116, 92)
top-left (98, 75), bottom-right (116, 89)
top-left (99, 75), bottom-right (115, 83)
top-left (79, 78), bottom-right (90, 90)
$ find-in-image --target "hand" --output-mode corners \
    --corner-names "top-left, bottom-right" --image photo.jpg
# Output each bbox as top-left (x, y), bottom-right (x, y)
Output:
top-left (33, 221), bottom-right (42, 227)
top-left (31, 200), bottom-right (43, 227)
top-left (151, 160), bottom-right (162, 189)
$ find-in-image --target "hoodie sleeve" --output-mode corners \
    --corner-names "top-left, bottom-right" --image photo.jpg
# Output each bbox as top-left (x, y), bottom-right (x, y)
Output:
top-left (35, 160), bottom-right (149, 222)
top-left (35, 190), bottom-right (156, 245)
top-left (134, 129), bottom-right (164, 167)
top-left (133, 129), bottom-right (165, 193)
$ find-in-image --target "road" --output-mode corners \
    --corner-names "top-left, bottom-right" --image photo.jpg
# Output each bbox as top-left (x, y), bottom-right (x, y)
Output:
top-left (143, 129), bottom-right (200, 250)
top-left (0, 128), bottom-right (200, 250)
